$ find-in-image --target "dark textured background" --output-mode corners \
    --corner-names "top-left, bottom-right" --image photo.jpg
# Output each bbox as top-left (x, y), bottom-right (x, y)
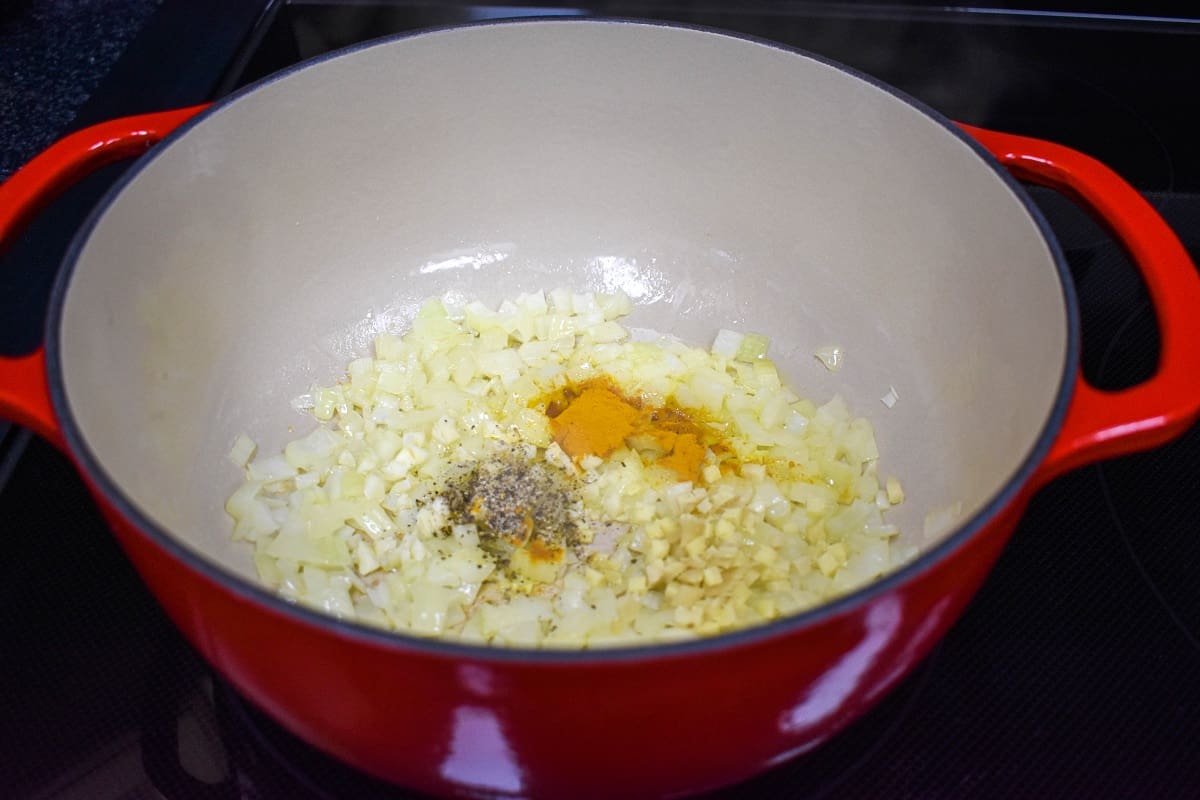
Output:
top-left (0, 0), bottom-right (163, 180)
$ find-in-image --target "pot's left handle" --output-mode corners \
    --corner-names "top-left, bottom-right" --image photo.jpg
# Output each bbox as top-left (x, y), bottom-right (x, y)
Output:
top-left (0, 105), bottom-right (209, 449)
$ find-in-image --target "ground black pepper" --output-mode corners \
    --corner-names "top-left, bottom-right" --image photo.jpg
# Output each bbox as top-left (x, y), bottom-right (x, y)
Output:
top-left (438, 448), bottom-right (583, 567)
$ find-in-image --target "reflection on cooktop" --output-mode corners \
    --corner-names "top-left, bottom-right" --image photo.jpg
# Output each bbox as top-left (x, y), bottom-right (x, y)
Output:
top-left (1097, 306), bottom-right (1200, 651)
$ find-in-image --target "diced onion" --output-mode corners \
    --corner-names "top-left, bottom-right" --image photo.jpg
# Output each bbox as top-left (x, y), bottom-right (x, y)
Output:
top-left (814, 345), bottom-right (843, 372)
top-left (710, 329), bottom-right (743, 359)
top-left (226, 289), bottom-right (907, 648)
top-left (227, 434), bottom-right (256, 468)
top-left (736, 332), bottom-right (770, 363)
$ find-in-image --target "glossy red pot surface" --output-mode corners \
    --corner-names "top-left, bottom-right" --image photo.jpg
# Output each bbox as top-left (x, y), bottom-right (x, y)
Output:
top-left (2, 21), bottom-right (1199, 799)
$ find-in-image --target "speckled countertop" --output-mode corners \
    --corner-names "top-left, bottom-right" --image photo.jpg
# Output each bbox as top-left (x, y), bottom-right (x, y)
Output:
top-left (0, 0), bottom-right (163, 180)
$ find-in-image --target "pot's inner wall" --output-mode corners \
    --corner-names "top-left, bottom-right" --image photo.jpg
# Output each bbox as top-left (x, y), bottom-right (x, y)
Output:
top-left (60, 22), bottom-right (1066, 586)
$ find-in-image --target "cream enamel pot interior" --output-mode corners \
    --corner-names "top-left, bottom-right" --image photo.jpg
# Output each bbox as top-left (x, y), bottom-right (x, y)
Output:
top-left (2, 20), bottom-right (1199, 799)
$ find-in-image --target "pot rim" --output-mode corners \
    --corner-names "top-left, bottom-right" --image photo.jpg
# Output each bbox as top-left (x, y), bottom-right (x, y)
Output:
top-left (44, 17), bottom-right (1079, 665)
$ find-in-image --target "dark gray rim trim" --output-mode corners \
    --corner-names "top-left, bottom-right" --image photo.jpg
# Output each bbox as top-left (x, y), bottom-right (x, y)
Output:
top-left (45, 17), bottom-right (1080, 665)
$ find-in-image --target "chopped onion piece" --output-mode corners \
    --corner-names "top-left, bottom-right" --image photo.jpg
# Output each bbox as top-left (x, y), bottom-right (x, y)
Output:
top-left (246, 454), bottom-right (296, 482)
top-left (735, 332), bottom-right (770, 363)
top-left (814, 345), bottom-right (843, 372)
top-left (881, 386), bottom-right (899, 408)
top-left (227, 434), bottom-right (256, 468)
top-left (711, 328), bottom-right (743, 358)
top-left (290, 392), bottom-right (316, 411)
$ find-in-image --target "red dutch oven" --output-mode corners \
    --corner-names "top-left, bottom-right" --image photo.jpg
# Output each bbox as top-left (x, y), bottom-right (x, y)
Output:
top-left (2, 21), bottom-right (1199, 799)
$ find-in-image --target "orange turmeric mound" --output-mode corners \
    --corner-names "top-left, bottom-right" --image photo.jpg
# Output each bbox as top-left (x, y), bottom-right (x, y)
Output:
top-left (546, 380), bottom-right (640, 460)
top-left (541, 377), bottom-right (722, 482)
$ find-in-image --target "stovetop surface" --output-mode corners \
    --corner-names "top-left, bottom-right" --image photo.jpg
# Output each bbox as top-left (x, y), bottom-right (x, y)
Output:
top-left (2, 3), bottom-right (1199, 798)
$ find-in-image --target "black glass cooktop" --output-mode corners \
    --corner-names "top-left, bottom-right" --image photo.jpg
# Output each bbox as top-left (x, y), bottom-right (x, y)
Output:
top-left (3, 3), bottom-right (1199, 798)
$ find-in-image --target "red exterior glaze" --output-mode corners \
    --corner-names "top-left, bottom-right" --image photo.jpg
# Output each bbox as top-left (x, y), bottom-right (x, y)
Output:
top-left (2, 101), bottom-right (1199, 797)
top-left (0, 105), bottom-right (208, 253)
top-left (961, 124), bottom-right (1200, 487)
top-left (91, 472), bottom-right (1032, 798)
top-left (0, 105), bottom-right (208, 447)
top-left (0, 348), bottom-right (59, 448)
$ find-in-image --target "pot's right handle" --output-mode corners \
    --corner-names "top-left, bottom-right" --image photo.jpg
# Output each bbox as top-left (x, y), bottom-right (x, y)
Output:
top-left (0, 105), bottom-right (208, 449)
top-left (961, 124), bottom-right (1200, 489)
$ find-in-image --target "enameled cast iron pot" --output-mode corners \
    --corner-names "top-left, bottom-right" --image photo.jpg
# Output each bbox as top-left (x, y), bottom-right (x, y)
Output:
top-left (2, 20), bottom-right (1199, 799)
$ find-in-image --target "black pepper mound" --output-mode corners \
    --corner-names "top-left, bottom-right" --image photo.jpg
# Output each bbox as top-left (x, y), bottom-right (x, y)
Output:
top-left (438, 449), bottom-right (583, 564)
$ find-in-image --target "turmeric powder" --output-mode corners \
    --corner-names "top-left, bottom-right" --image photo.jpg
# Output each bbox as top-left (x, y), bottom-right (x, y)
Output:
top-left (541, 377), bottom-right (721, 482)
top-left (545, 380), bottom-right (639, 460)
top-left (657, 432), bottom-right (705, 480)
